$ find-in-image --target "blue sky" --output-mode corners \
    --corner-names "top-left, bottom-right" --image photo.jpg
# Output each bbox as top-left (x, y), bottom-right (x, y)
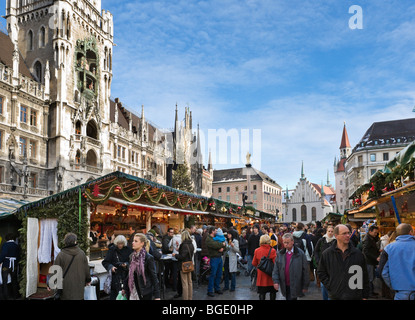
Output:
top-left (2, 0), bottom-right (415, 190)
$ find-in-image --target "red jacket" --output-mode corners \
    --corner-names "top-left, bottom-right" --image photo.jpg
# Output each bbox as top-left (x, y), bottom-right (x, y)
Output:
top-left (252, 244), bottom-right (277, 287)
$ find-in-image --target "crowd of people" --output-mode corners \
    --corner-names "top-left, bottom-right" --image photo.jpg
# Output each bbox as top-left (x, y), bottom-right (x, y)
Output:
top-left (0, 219), bottom-right (414, 301)
top-left (150, 220), bottom-right (415, 301)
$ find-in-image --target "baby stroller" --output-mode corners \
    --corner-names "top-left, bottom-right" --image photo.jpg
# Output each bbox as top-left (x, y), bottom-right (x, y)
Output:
top-left (198, 256), bottom-right (211, 285)
top-left (236, 253), bottom-right (249, 276)
top-left (250, 267), bottom-right (257, 292)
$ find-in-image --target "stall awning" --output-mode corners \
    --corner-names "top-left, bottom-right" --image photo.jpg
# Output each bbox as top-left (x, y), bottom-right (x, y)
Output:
top-left (321, 212), bottom-right (343, 222)
top-left (347, 199), bottom-right (378, 215)
top-left (209, 211), bottom-right (241, 219)
top-left (108, 197), bottom-right (209, 215)
top-left (0, 198), bottom-right (30, 219)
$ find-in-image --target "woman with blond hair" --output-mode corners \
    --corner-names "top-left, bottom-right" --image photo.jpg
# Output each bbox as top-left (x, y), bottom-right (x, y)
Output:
top-left (123, 233), bottom-right (160, 300)
top-left (252, 234), bottom-right (277, 300)
top-left (173, 230), bottom-right (195, 300)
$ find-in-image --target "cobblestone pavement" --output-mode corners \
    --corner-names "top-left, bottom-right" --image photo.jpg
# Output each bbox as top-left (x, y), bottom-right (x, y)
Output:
top-left (162, 269), bottom-right (389, 301)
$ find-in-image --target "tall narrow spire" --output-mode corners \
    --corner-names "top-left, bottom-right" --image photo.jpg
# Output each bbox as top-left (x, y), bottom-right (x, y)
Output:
top-left (340, 122), bottom-right (351, 149)
top-left (208, 148), bottom-right (213, 171)
top-left (340, 122), bottom-right (352, 159)
top-left (174, 103), bottom-right (179, 143)
top-left (196, 123), bottom-right (203, 167)
top-left (300, 161), bottom-right (305, 180)
top-left (141, 104), bottom-right (145, 122)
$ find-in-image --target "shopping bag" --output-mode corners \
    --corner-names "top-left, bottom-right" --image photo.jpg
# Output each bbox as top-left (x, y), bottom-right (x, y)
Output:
top-left (84, 285), bottom-right (97, 300)
top-left (103, 270), bottom-right (112, 294)
top-left (116, 290), bottom-right (127, 300)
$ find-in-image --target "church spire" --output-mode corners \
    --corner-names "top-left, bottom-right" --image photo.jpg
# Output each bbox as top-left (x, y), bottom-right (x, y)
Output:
top-left (196, 123), bottom-right (203, 167)
top-left (174, 103), bottom-right (179, 143)
top-left (208, 149), bottom-right (213, 171)
top-left (340, 122), bottom-right (352, 159)
top-left (300, 161), bottom-right (305, 180)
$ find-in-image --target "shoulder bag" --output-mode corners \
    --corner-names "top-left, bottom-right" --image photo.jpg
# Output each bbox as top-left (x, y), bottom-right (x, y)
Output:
top-left (257, 247), bottom-right (274, 276)
top-left (181, 244), bottom-right (194, 273)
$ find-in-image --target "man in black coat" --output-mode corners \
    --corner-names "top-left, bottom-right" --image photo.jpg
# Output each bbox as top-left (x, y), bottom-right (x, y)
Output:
top-left (362, 225), bottom-right (380, 297)
top-left (317, 224), bottom-right (370, 300)
top-left (247, 224), bottom-right (261, 274)
top-left (161, 228), bottom-right (174, 288)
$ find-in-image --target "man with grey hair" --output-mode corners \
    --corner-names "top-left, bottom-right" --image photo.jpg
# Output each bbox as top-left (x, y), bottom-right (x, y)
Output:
top-left (52, 233), bottom-right (91, 300)
top-left (381, 223), bottom-right (415, 300)
top-left (272, 232), bottom-right (309, 300)
top-left (317, 224), bottom-right (369, 300)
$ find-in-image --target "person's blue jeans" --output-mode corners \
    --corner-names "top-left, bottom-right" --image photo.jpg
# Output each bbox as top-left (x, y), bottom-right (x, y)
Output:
top-left (223, 257), bottom-right (236, 290)
top-left (208, 257), bottom-right (223, 294)
top-left (321, 283), bottom-right (329, 300)
top-left (394, 291), bottom-right (415, 300)
top-left (246, 254), bottom-right (253, 273)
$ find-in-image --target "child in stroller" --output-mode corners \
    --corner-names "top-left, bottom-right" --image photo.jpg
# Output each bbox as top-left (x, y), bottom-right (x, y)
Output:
top-left (198, 256), bottom-right (211, 284)
top-left (236, 253), bottom-right (249, 276)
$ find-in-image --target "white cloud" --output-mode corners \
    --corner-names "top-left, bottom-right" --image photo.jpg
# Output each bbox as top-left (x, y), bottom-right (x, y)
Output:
top-left (103, 0), bottom-right (415, 188)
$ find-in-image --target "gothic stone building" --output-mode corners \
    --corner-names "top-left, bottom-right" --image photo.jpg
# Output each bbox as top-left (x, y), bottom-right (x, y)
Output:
top-left (284, 163), bottom-right (336, 223)
top-left (0, 0), bottom-right (211, 201)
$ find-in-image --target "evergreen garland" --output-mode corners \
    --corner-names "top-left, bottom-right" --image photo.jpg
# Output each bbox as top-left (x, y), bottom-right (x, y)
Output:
top-left (16, 192), bottom-right (88, 298)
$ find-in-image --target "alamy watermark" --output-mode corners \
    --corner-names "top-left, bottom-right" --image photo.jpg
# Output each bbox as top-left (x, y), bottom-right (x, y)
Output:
top-left (155, 128), bottom-right (262, 170)
top-left (349, 5), bottom-right (363, 30)
top-left (348, 265), bottom-right (363, 290)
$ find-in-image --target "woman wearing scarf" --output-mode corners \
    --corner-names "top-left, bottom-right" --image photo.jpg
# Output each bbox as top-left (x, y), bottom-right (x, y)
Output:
top-left (313, 226), bottom-right (335, 300)
top-left (123, 233), bottom-right (160, 300)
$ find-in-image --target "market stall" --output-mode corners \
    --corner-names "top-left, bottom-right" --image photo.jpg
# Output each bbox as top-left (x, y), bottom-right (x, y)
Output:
top-left (376, 182), bottom-right (415, 235)
top-left (349, 140), bottom-right (415, 236)
top-left (14, 170), bottom-right (273, 299)
top-left (14, 171), bottom-right (211, 299)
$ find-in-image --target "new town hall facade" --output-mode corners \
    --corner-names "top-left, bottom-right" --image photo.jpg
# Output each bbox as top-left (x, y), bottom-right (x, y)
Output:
top-left (0, 0), bottom-right (212, 201)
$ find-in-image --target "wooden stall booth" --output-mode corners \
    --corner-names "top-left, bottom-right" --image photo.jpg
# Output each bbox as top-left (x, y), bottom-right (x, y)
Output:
top-left (376, 181), bottom-right (415, 235)
top-left (14, 171), bottom-right (211, 299)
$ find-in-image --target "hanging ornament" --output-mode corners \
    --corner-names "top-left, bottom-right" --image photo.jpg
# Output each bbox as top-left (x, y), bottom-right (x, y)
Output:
top-left (93, 184), bottom-right (100, 197)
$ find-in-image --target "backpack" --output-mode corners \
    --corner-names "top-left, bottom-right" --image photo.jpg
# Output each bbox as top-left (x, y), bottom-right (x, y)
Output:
top-left (293, 236), bottom-right (305, 252)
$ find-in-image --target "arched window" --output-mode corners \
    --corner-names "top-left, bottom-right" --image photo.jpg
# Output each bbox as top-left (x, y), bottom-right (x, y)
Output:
top-left (34, 61), bottom-right (42, 82)
top-left (301, 205), bottom-right (307, 221)
top-left (39, 26), bottom-right (46, 47)
top-left (28, 30), bottom-right (33, 51)
top-left (86, 120), bottom-right (98, 139)
top-left (312, 207), bottom-right (317, 221)
top-left (75, 120), bottom-right (82, 135)
top-left (292, 208), bottom-right (297, 222)
top-left (86, 149), bottom-right (97, 167)
top-left (75, 150), bottom-right (81, 165)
